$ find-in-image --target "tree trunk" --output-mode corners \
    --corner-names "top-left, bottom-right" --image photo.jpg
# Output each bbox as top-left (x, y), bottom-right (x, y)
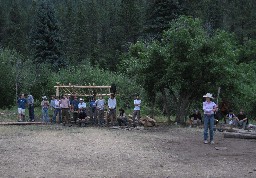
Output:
top-left (149, 96), bottom-right (156, 119)
top-left (162, 88), bottom-right (171, 123)
top-left (175, 95), bottom-right (190, 124)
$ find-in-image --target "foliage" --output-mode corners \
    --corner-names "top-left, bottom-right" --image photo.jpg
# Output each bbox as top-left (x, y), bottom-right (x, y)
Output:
top-left (47, 62), bottom-right (142, 109)
top-left (1, 0), bottom-right (256, 120)
top-left (30, 0), bottom-right (65, 69)
top-left (144, 0), bottom-right (184, 40)
top-left (0, 49), bottom-right (19, 108)
top-left (121, 16), bottom-right (252, 122)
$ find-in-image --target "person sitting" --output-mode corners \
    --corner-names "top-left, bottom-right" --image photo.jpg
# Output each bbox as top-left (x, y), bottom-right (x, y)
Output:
top-left (188, 109), bottom-right (202, 127)
top-left (77, 98), bottom-right (88, 127)
top-left (78, 108), bottom-right (88, 127)
top-left (117, 108), bottom-right (128, 127)
top-left (234, 109), bottom-right (248, 129)
top-left (225, 110), bottom-right (236, 125)
top-left (78, 98), bottom-right (86, 112)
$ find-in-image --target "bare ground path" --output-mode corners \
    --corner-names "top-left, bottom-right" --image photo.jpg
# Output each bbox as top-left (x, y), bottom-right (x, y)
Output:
top-left (0, 125), bottom-right (256, 178)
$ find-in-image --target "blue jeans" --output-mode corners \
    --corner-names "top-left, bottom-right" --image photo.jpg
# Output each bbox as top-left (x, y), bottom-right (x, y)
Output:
top-left (234, 120), bottom-right (247, 129)
top-left (204, 114), bottom-right (214, 141)
top-left (53, 108), bottom-right (61, 123)
top-left (97, 109), bottom-right (105, 125)
top-left (42, 108), bottom-right (49, 122)
top-left (29, 104), bottom-right (34, 121)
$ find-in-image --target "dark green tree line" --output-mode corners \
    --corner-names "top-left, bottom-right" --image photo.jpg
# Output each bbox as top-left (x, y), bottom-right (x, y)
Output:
top-left (30, 0), bottom-right (64, 69)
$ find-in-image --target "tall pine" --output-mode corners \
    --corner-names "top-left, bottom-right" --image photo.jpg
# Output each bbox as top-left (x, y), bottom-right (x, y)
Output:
top-left (144, 0), bottom-right (183, 40)
top-left (30, 0), bottom-right (65, 69)
top-left (4, 1), bottom-right (27, 54)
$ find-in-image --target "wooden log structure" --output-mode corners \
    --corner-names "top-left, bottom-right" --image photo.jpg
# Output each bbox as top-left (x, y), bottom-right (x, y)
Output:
top-left (54, 83), bottom-right (112, 97)
top-left (224, 132), bottom-right (256, 139)
top-left (0, 122), bottom-right (46, 126)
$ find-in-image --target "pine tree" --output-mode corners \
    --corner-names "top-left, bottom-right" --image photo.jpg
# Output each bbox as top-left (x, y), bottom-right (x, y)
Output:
top-left (72, 4), bottom-right (89, 62)
top-left (4, 1), bottom-right (27, 54)
top-left (30, 0), bottom-right (65, 69)
top-left (119, 0), bottom-right (143, 44)
top-left (0, 6), bottom-right (6, 47)
top-left (144, 0), bottom-right (183, 40)
top-left (58, 0), bottom-right (77, 64)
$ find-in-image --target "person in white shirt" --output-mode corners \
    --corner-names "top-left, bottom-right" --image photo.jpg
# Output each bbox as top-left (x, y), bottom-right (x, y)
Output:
top-left (78, 98), bottom-right (87, 111)
top-left (107, 93), bottom-right (116, 126)
top-left (132, 94), bottom-right (141, 127)
top-left (96, 95), bottom-right (105, 126)
top-left (53, 96), bottom-right (61, 123)
top-left (225, 110), bottom-right (236, 125)
top-left (203, 93), bottom-right (218, 144)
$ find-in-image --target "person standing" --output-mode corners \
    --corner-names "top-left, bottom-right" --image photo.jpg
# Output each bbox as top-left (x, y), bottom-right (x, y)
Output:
top-left (89, 97), bottom-right (97, 125)
top-left (17, 94), bottom-right (27, 122)
top-left (27, 94), bottom-right (35, 122)
top-left (107, 93), bottom-right (116, 126)
top-left (53, 96), bottom-right (61, 123)
top-left (71, 96), bottom-right (79, 123)
top-left (61, 95), bottom-right (71, 126)
top-left (50, 95), bottom-right (56, 121)
top-left (95, 95), bottom-right (105, 126)
top-left (203, 93), bottom-right (218, 144)
top-left (132, 94), bottom-right (141, 127)
top-left (41, 96), bottom-right (50, 123)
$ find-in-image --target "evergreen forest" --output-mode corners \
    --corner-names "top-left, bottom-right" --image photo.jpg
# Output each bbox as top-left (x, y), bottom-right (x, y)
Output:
top-left (1, 0), bottom-right (256, 122)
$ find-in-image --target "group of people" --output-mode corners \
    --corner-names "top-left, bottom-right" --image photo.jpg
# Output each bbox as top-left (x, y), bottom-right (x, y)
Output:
top-left (17, 94), bottom-right (34, 122)
top-left (17, 93), bottom-right (142, 128)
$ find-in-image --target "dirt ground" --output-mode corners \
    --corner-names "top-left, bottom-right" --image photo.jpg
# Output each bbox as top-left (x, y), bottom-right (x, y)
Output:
top-left (0, 125), bottom-right (256, 178)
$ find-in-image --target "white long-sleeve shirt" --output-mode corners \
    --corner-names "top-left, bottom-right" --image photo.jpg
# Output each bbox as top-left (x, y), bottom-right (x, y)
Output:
top-left (54, 99), bottom-right (61, 108)
top-left (108, 98), bottom-right (116, 109)
top-left (203, 101), bottom-right (216, 115)
top-left (96, 99), bottom-right (105, 110)
top-left (134, 99), bottom-right (141, 111)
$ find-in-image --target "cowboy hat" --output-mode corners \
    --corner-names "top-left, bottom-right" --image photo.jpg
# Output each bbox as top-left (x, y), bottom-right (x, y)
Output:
top-left (203, 93), bottom-right (214, 99)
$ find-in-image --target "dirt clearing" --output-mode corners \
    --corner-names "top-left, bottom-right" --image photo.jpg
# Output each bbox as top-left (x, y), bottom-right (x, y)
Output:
top-left (0, 125), bottom-right (256, 178)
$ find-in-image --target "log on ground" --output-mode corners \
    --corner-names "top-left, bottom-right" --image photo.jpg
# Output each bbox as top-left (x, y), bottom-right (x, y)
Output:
top-left (224, 132), bottom-right (256, 139)
top-left (0, 122), bottom-right (46, 126)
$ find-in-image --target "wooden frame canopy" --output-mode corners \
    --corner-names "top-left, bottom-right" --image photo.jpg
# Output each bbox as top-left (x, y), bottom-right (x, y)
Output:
top-left (54, 83), bottom-right (111, 97)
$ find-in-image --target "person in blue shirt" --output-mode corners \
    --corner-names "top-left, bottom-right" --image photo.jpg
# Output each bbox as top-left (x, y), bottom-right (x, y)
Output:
top-left (17, 94), bottom-right (27, 122)
top-left (90, 97), bottom-right (97, 125)
top-left (71, 96), bottom-right (79, 123)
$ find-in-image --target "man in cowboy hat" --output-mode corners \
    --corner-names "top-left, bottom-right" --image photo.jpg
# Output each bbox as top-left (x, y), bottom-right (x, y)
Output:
top-left (203, 93), bottom-right (218, 144)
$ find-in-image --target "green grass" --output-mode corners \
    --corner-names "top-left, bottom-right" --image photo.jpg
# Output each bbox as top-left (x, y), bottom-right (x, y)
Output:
top-left (0, 106), bottom-right (55, 122)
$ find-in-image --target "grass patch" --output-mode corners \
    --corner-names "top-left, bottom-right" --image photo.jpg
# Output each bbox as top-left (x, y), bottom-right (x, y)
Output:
top-left (0, 106), bottom-right (56, 122)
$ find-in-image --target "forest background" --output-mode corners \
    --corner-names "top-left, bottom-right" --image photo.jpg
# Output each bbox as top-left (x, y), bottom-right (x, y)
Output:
top-left (1, 0), bottom-right (256, 123)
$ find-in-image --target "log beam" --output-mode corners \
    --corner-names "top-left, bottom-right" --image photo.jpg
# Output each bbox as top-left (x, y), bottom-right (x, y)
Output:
top-left (224, 132), bottom-right (256, 139)
top-left (0, 122), bottom-right (46, 126)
